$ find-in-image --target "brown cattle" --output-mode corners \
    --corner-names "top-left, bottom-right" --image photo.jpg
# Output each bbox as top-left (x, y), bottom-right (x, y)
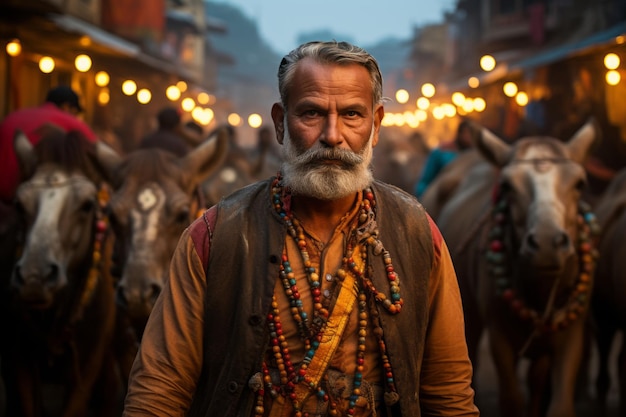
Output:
top-left (4, 129), bottom-right (126, 416)
top-left (435, 120), bottom-right (599, 417)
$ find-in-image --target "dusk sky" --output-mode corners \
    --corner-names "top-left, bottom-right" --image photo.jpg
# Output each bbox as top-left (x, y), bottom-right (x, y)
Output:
top-left (214, 0), bottom-right (455, 54)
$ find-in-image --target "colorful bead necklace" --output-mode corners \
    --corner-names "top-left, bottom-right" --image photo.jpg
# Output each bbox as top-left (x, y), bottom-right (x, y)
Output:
top-left (487, 191), bottom-right (599, 333)
top-left (251, 175), bottom-right (402, 416)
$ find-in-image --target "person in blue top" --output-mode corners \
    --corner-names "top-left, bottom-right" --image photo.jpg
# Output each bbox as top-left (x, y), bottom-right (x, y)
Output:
top-left (415, 119), bottom-right (475, 198)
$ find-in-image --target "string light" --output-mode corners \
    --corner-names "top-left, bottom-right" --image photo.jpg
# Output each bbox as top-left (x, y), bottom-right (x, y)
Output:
top-left (166, 85), bottom-right (182, 101)
top-left (122, 80), bottom-right (137, 95)
top-left (421, 83), bottom-right (435, 98)
top-left (95, 71), bottom-right (110, 87)
top-left (395, 89), bottom-right (409, 104)
top-left (6, 39), bottom-right (21, 57)
top-left (503, 82), bottom-right (518, 97)
top-left (228, 113), bottom-right (242, 126)
top-left (75, 54), bottom-right (92, 72)
top-left (248, 113), bottom-right (263, 128)
top-left (480, 55), bottom-right (496, 72)
top-left (604, 53), bottom-right (620, 70)
top-left (606, 70), bottom-right (621, 85)
top-left (39, 56), bottom-right (55, 73)
top-left (515, 91), bottom-right (529, 106)
top-left (137, 88), bottom-right (152, 104)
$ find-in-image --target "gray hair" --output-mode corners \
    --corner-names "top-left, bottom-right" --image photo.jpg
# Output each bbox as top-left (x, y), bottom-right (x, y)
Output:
top-left (277, 41), bottom-right (384, 108)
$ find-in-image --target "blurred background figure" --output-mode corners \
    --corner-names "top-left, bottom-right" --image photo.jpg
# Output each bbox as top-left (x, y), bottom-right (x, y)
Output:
top-left (139, 106), bottom-right (204, 157)
top-left (371, 129), bottom-right (431, 194)
top-left (249, 125), bottom-right (282, 179)
top-left (0, 85), bottom-right (98, 204)
top-left (184, 120), bottom-right (205, 139)
top-left (414, 118), bottom-right (475, 199)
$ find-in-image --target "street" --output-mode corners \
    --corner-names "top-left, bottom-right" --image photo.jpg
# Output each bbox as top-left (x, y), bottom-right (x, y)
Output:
top-left (474, 332), bottom-right (621, 417)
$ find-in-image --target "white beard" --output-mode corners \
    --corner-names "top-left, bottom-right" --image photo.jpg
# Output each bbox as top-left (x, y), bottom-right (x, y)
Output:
top-left (280, 122), bottom-right (375, 200)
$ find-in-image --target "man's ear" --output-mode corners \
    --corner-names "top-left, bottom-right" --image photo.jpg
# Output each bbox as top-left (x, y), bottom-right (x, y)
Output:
top-left (372, 104), bottom-right (384, 148)
top-left (271, 102), bottom-right (285, 145)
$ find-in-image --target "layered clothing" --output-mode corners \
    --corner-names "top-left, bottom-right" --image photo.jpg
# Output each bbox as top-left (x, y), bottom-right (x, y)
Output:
top-left (123, 178), bottom-right (478, 417)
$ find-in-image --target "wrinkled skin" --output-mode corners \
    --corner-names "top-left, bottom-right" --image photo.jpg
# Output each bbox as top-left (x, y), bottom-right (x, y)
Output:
top-left (435, 120), bottom-right (597, 417)
top-left (6, 130), bottom-right (123, 417)
top-left (101, 126), bottom-right (228, 339)
top-left (591, 167), bottom-right (626, 416)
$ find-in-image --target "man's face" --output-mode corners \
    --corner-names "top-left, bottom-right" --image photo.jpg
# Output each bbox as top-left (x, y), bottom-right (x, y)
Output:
top-left (280, 117), bottom-right (376, 200)
top-left (271, 59), bottom-right (384, 200)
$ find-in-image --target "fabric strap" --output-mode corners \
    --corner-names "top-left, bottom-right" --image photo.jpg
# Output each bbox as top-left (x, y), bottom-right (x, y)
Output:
top-left (291, 243), bottom-right (363, 412)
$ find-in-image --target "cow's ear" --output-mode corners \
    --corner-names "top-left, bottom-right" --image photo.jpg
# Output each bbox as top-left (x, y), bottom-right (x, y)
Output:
top-left (566, 118), bottom-right (597, 164)
top-left (94, 140), bottom-right (123, 183)
top-left (180, 125), bottom-right (229, 193)
top-left (14, 129), bottom-right (37, 180)
top-left (476, 128), bottom-right (511, 168)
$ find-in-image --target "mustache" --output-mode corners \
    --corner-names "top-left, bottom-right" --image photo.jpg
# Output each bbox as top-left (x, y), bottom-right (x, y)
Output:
top-left (292, 146), bottom-right (364, 167)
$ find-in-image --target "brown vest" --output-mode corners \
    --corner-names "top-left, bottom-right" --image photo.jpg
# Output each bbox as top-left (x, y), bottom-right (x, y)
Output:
top-left (187, 178), bottom-right (433, 417)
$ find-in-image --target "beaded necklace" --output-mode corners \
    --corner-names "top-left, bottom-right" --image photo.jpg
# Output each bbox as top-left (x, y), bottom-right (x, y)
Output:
top-left (252, 175), bottom-right (402, 416)
top-left (486, 190), bottom-right (599, 333)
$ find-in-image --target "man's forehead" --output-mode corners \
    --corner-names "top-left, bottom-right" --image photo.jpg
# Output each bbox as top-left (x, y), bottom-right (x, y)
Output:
top-left (289, 60), bottom-right (373, 99)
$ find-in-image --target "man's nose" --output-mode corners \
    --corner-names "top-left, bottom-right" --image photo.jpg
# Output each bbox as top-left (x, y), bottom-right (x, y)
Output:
top-left (320, 115), bottom-right (343, 147)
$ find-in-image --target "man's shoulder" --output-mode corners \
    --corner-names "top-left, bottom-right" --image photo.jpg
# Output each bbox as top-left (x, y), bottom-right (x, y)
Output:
top-left (218, 178), bottom-right (273, 209)
top-left (372, 181), bottom-right (422, 208)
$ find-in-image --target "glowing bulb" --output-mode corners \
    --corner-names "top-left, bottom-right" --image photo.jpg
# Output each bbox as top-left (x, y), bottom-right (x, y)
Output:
top-left (604, 53), bottom-right (620, 70)
top-left (137, 88), bottom-right (152, 104)
top-left (381, 113), bottom-right (393, 127)
top-left (248, 113), bottom-right (263, 128)
top-left (503, 82), bottom-right (518, 97)
top-left (395, 89), bottom-right (409, 104)
top-left (432, 106), bottom-right (445, 120)
top-left (468, 76), bottom-right (480, 88)
top-left (515, 91), bottom-right (529, 106)
top-left (462, 99), bottom-right (474, 113)
top-left (176, 80), bottom-right (188, 92)
top-left (197, 92), bottom-right (210, 105)
top-left (122, 80), bottom-right (137, 95)
top-left (480, 55), bottom-right (496, 72)
top-left (228, 113), bottom-right (242, 126)
top-left (95, 71), bottom-right (110, 87)
top-left (451, 92), bottom-right (465, 107)
top-left (6, 39), bottom-right (21, 57)
top-left (166, 85), bottom-right (181, 101)
top-left (39, 56), bottom-right (55, 73)
top-left (98, 89), bottom-right (110, 105)
top-left (416, 97), bottom-right (430, 110)
top-left (606, 70), bottom-right (621, 85)
top-left (421, 83), bottom-right (435, 98)
top-left (75, 54), bottom-right (92, 72)
top-left (473, 97), bottom-right (486, 112)
top-left (442, 103), bottom-right (456, 117)
top-left (181, 97), bottom-right (195, 112)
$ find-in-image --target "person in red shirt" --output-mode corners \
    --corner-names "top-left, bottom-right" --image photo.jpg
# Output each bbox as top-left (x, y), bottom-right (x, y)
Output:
top-left (0, 85), bottom-right (98, 204)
